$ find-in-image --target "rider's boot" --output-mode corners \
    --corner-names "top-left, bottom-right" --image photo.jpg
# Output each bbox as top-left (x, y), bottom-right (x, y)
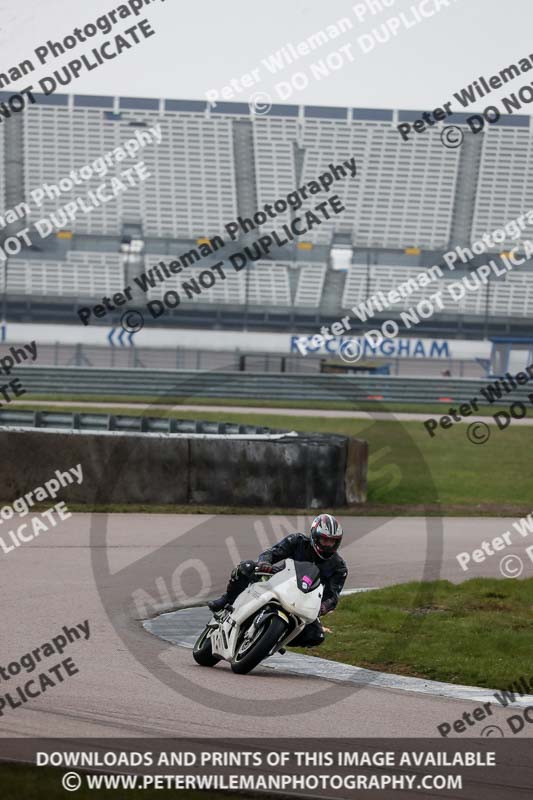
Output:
top-left (207, 563), bottom-right (252, 612)
top-left (207, 594), bottom-right (231, 612)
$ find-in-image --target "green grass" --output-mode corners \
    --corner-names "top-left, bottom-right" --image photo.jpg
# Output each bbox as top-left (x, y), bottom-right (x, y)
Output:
top-left (12, 400), bottom-right (533, 512)
top-left (16, 393), bottom-right (533, 418)
top-left (0, 764), bottom-right (246, 800)
top-left (298, 579), bottom-right (533, 689)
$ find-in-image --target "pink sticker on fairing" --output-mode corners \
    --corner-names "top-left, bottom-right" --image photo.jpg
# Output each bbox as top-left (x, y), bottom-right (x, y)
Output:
top-left (302, 575), bottom-right (313, 586)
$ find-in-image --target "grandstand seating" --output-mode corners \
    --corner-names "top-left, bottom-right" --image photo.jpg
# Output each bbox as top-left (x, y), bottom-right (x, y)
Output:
top-left (293, 263), bottom-right (327, 306)
top-left (299, 118), bottom-right (459, 249)
top-left (253, 118), bottom-right (298, 235)
top-left (252, 115), bottom-right (459, 249)
top-left (6, 252), bottom-right (330, 309)
top-left (472, 126), bottom-right (533, 247)
top-left (20, 98), bottom-right (462, 250)
top-left (8, 252), bottom-right (124, 297)
top-left (145, 259), bottom-right (295, 307)
top-left (353, 126), bottom-right (459, 249)
top-left (342, 263), bottom-right (533, 319)
top-left (8, 249), bottom-right (533, 320)
top-left (23, 104), bottom-right (237, 239)
top-left (16, 95), bottom-right (531, 252)
top-left (3, 94), bottom-right (533, 327)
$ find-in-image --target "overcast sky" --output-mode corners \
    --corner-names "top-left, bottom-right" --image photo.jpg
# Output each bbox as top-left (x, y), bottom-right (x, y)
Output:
top-left (1, 0), bottom-right (532, 112)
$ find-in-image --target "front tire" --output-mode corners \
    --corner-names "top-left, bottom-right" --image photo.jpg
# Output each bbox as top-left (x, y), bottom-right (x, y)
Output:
top-left (231, 615), bottom-right (287, 675)
top-left (193, 625), bottom-right (221, 667)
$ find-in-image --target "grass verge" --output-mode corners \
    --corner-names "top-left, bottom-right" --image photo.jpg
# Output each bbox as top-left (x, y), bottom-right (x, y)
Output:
top-left (298, 578), bottom-right (533, 689)
top-left (17, 393), bottom-right (533, 418)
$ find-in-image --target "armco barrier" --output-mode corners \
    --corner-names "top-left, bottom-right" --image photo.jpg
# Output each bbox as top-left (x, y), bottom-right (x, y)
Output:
top-left (9, 365), bottom-right (532, 405)
top-left (0, 428), bottom-right (368, 508)
top-left (0, 408), bottom-right (280, 435)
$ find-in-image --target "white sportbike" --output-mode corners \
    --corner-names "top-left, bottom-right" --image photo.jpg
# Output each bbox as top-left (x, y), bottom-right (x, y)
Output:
top-left (193, 559), bottom-right (323, 674)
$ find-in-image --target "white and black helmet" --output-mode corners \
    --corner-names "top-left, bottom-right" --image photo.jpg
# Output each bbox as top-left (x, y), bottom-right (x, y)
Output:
top-left (310, 514), bottom-right (343, 559)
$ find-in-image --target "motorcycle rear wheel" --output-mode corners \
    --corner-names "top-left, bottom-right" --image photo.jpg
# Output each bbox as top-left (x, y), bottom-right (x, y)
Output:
top-left (231, 615), bottom-right (287, 675)
top-left (193, 625), bottom-right (221, 667)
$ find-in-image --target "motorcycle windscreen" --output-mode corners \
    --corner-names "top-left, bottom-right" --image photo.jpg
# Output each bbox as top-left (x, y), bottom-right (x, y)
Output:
top-left (293, 560), bottom-right (321, 593)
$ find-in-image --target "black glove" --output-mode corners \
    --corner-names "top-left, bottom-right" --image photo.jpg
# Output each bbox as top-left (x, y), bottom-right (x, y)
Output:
top-left (256, 561), bottom-right (274, 574)
top-left (237, 561), bottom-right (255, 578)
top-left (232, 560), bottom-right (256, 579)
top-left (319, 602), bottom-right (331, 616)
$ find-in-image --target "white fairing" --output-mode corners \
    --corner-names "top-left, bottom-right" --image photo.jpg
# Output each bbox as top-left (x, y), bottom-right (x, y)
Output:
top-left (209, 559), bottom-right (323, 661)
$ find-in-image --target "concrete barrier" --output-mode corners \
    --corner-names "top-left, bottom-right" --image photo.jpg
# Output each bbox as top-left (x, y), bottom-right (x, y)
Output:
top-left (0, 427), bottom-right (368, 508)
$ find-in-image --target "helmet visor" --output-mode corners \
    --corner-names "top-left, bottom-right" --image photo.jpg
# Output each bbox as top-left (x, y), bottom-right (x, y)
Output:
top-left (314, 532), bottom-right (340, 556)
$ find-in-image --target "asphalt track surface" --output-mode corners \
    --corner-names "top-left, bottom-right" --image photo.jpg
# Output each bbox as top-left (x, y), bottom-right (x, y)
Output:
top-left (3, 513), bottom-right (533, 741)
top-left (12, 399), bottom-right (533, 425)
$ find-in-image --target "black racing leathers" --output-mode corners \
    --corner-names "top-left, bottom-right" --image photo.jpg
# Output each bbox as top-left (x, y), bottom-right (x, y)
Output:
top-left (258, 533), bottom-right (348, 614)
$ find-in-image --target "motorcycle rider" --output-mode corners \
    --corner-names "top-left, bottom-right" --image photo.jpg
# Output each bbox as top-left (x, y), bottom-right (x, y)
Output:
top-left (208, 514), bottom-right (347, 647)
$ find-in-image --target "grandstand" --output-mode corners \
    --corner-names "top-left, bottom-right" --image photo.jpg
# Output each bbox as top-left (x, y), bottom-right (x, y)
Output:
top-left (2, 93), bottom-right (533, 338)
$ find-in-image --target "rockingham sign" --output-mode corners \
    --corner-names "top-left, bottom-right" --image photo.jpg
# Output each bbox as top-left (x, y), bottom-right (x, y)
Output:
top-left (290, 335), bottom-right (477, 361)
top-left (0, 322), bottom-right (491, 364)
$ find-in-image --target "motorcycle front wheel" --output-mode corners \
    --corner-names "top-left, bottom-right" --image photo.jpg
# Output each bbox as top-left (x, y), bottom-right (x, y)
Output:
top-left (193, 625), bottom-right (221, 667)
top-left (231, 615), bottom-right (287, 675)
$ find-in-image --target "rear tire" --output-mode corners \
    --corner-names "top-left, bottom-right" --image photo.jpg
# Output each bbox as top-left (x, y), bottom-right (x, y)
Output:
top-left (193, 625), bottom-right (221, 667)
top-left (231, 615), bottom-right (287, 675)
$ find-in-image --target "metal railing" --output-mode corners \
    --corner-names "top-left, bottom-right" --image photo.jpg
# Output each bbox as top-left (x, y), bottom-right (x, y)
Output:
top-left (9, 365), bottom-right (525, 405)
top-left (18, 342), bottom-right (481, 377)
top-left (0, 408), bottom-right (281, 434)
